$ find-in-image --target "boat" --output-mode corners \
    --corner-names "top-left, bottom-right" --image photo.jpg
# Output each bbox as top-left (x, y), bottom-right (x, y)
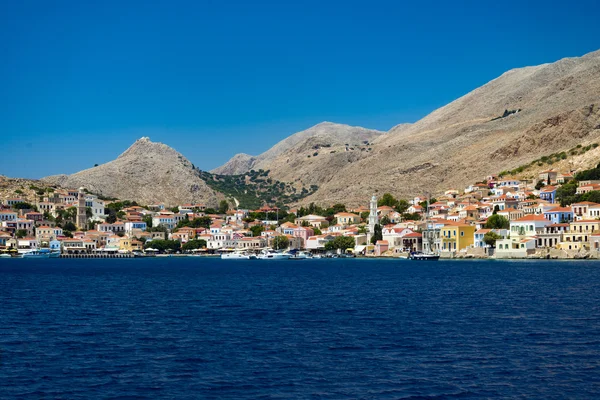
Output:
top-left (257, 249), bottom-right (289, 260)
top-left (409, 251), bottom-right (440, 261)
top-left (288, 251), bottom-right (313, 260)
top-left (0, 253), bottom-right (11, 258)
top-left (22, 249), bottom-right (61, 259)
top-left (221, 250), bottom-right (257, 260)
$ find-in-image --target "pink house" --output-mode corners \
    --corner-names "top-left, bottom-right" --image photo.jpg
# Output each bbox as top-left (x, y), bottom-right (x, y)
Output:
top-left (375, 240), bottom-right (389, 256)
top-left (293, 226), bottom-right (314, 248)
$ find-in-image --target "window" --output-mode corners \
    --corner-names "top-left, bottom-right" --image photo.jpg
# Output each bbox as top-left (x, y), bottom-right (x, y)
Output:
top-left (460, 232), bottom-right (464, 237)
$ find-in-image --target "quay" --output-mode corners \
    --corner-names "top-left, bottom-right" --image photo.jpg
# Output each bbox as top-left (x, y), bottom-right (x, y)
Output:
top-left (60, 253), bottom-right (134, 259)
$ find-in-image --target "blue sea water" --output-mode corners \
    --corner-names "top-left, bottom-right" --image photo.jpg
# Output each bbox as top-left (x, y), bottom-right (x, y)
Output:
top-left (1, 258), bottom-right (600, 399)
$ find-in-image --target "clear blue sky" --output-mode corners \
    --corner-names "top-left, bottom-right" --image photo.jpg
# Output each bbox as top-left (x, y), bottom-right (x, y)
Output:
top-left (1, 0), bottom-right (599, 179)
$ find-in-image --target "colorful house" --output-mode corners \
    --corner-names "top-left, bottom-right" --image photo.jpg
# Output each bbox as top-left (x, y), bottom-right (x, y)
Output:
top-left (543, 206), bottom-right (574, 224)
top-left (539, 186), bottom-right (557, 203)
top-left (440, 223), bottom-right (476, 252)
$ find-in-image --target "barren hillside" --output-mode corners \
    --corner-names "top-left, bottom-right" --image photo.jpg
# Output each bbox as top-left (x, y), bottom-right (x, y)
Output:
top-left (42, 138), bottom-right (222, 207)
top-left (300, 49), bottom-right (600, 205)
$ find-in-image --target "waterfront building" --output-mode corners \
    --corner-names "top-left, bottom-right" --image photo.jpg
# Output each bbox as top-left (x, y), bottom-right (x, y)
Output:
top-left (440, 223), bottom-right (475, 252)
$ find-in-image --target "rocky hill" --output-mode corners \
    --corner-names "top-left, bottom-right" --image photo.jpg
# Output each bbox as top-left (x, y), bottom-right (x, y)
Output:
top-left (0, 176), bottom-right (58, 205)
top-left (42, 137), bottom-right (223, 207)
top-left (297, 49), bottom-right (600, 205)
top-left (37, 49), bottom-right (600, 208)
top-left (211, 122), bottom-right (386, 176)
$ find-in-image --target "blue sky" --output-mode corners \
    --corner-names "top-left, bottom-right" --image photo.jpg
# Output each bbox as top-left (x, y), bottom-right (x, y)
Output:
top-left (1, 0), bottom-right (599, 178)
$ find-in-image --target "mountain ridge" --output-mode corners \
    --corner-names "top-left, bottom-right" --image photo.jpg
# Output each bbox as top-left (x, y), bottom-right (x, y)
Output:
top-left (43, 137), bottom-right (223, 207)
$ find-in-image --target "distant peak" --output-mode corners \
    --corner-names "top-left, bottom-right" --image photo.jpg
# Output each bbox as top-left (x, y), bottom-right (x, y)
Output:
top-left (137, 136), bottom-right (151, 142)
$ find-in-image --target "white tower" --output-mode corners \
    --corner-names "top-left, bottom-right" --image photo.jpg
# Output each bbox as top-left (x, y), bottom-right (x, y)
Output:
top-left (367, 194), bottom-right (379, 243)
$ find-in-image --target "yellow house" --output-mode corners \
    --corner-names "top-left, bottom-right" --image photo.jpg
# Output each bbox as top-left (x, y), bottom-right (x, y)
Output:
top-left (334, 212), bottom-right (361, 225)
top-left (564, 220), bottom-right (600, 248)
top-left (440, 223), bottom-right (475, 251)
top-left (119, 237), bottom-right (143, 252)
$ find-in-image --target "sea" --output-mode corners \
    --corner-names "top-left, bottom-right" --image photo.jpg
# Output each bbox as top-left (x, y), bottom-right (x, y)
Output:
top-left (1, 258), bottom-right (600, 399)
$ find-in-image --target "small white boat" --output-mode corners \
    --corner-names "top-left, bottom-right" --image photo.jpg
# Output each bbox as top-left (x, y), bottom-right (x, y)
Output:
top-left (257, 249), bottom-right (290, 260)
top-left (288, 251), bottom-right (313, 260)
top-left (221, 251), bottom-right (257, 260)
top-left (0, 253), bottom-right (11, 258)
top-left (409, 251), bottom-right (440, 261)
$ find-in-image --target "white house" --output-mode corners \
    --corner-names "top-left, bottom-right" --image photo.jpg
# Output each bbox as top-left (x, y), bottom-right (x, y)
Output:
top-left (306, 235), bottom-right (335, 250)
top-left (495, 237), bottom-right (537, 258)
top-left (509, 214), bottom-right (552, 237)
top-left (152, 212), bottom-right (176, 230)
top-left (85, 195), bottom-right (106, 220)
top-left (125, 221), bottom-right (147, 235)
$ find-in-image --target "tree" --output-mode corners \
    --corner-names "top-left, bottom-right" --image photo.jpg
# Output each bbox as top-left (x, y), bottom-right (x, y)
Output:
top-left (86, 207), bottom-right (93, 219)
top-left (329, 203), bottom-right (347, 214)
top-left (535, 180), bottom-right (546, 190)
top-left (370, 223), bottom-right (383, 244)
top-left (483, 231), bottom-right (502, 247)
top-left (395, 199), bottom-right (409, 214)
top-left (182, 239), bottom-right (207, 252)
top-left (401, 212), bottom-right (421, 221)
top-left (106, 212), bottom-right (117, 224)
top-left (249, 225), bottom-right (265, 237)
top-left (15, 229), bottom-right (27, 238)
top-left (272, 235), bottom-right (289, 250)
top-left (419, 198), bottom-right (437, 209)
top-left (378, 193), bottom-right (398, 208)
top-left (63, 221), bottom-right (77, 232)
top-left (485, 214), bottom-right (509, 229)
top-left (360, 211), bottom-right (370, 221)
top-left (557, 181), bottom-right (579, 206)
top-left (66, 207), bottom-right (77, 221)
top-left (144, 239), bottom-right (181, 253)
top-left (380, 215), bottom-right (391, 226)
top-left (583, 190), bottom-right (600, 204)
top-left (357, 225), bottom-right (368, 234)
top-left (218, 200), bottom-right (229, 214)
top-left (324, 235), bottom-right (355, 251)
top-left (12, 202), bottom-right (35, 210)
top-left (142, 215), bottom-right (153, 228)
top-left (313, 227), bottom-right (322, 235)
top-left (170, 206), bottom-right (180, 213)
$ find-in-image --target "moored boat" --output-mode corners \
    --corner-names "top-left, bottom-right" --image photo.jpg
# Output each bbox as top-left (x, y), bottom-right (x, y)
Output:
top-left (257, 249), bottom-right (289, 260)
top-left (221, 250), bottom-right (257, 260)
top-left (409, 251), bottom-right (440, 261)
top-left (23, 249), bottom-right (60, 259)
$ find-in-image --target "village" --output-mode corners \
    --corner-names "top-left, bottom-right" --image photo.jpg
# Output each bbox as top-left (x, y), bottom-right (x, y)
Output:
top-left (2, 165), bottom-right (600, 259)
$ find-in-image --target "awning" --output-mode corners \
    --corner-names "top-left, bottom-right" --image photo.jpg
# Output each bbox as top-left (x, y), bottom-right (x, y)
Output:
top-left (354, 245), bottom-right (366, 253)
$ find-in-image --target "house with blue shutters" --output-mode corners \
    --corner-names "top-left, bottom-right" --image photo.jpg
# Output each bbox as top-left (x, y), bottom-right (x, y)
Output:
top-left (539, 185), bottom-right (557, 203)
top-left (543, 206), bottom-right (574, 224)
